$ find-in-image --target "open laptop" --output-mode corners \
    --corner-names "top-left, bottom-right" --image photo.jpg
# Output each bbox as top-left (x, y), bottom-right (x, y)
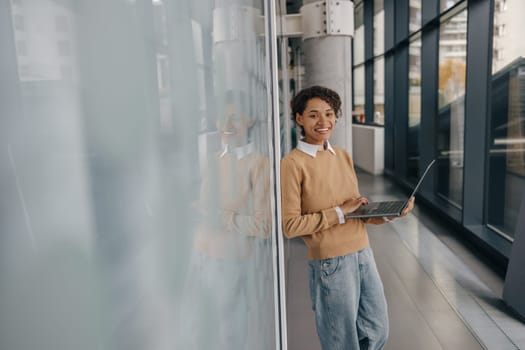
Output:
top-left (345, 159), bottom-right (436, 219)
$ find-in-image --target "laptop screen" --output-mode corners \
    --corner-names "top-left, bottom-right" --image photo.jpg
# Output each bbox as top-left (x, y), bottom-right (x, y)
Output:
top-left (407, 159), bottom-right (436, 200)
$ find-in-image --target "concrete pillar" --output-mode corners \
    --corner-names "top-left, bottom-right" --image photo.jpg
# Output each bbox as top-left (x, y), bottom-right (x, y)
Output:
top-left (302, 0), bottom-right (353, 153)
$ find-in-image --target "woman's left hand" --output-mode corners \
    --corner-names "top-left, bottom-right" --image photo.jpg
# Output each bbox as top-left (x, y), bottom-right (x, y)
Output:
top-left (386, 196), bottom-right (415, 221)
top-left (401, 196), bottom-right (415, 216)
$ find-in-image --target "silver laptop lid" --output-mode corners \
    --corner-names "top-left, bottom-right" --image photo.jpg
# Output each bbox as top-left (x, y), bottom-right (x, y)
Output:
top-left (408, 159), bottom-right (436, 200)
top-left (402, 159), bottom-right (437, 208)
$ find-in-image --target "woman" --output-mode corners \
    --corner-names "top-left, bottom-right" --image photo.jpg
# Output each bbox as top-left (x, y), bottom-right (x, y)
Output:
top-left (280, 85), bottom-right (414, 350)
top-left (178, 90), bottom-right (271, 350)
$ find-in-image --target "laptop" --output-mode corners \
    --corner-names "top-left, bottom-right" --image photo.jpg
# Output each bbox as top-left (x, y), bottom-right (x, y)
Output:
top-left (345, 159), bottom-right (436, 219)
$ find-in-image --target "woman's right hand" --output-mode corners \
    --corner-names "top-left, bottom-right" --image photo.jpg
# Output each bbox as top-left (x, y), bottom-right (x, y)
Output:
top-left (340, 196), bottom-right (369, 215)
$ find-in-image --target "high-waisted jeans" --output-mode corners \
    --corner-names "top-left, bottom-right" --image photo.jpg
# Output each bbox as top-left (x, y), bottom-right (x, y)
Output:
top-left (308, 246), bottom-right (389, 350)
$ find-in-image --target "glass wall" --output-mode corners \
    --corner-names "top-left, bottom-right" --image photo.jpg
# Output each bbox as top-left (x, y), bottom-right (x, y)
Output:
top-left (373, 0), bottom-right (384, 56)
top-left (409, 0), bottom-right (421, 32)
top-left (374, 56), bottom-right (385, 125)
top-left (437, 8), bottom-right (468, 207)
top-left (373, 0), bottom-right (384, 125)
top-left (354, 0), bottom-right (365, 65)
top-left (353, 0), bottom-right (365, 123)
top-left (441, 0), bottom-right (462, 12)
top-left (0, 1), bottom-right (279, 349)
top-left (383, 0), bottom-right (521, 258)
top-left (408, 38), bottom-right (422, 180)
top-left (487, 0), bottom-right (525, 239)
top-left (354, 65), bottom-right (366, 123)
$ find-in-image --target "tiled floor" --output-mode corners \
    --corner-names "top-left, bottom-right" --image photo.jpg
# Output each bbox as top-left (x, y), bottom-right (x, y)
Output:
top-left (285, 170), bottom-right (525, 350)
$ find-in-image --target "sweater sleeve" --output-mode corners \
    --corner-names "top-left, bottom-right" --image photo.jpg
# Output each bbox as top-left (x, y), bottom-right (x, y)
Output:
top-left (230, 156), bottom-right (271, 237)
top-left (280, 157), bottom-right (341, 238)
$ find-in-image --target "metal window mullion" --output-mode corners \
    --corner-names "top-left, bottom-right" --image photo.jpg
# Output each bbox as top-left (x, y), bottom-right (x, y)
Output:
top-left (263, 0), bottom-right (288, 349)
top-left (462, 0), bottom-right (493, 226)
top-left (364, 0), bottom-right (374, 123)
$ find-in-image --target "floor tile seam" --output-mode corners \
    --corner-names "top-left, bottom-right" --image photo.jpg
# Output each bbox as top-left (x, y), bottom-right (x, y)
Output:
top-left (415, 211), bottom-right (505, 295)
top-left (393, 219), bottom-right (496, 296)
top-left (385, 254), bottom-right (460, 350)
top-left (393, 216), bottom-right (523, 347)
top-left (452, 295), bottom-right (520, 349)
top-left (383, 226), bottom-right (490, 350)
top-left (361, 175), bottom-right (515, 347)
top-left (387, 220), bottom-right (495, 349)
top-left (468, 293), bottom-right (524, 350)
top-left (387, 230), bottom-right (493, 298)
top-left (372, 213), bottom-right (486, 287)
top-left (394, 217), bottom-right (524, 348)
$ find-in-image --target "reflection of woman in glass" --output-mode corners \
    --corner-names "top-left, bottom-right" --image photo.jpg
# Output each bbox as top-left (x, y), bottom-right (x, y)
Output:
top-left (280, 86), bottom-right (414, 350)
top-left (178, 90), bottom-right (270, 350)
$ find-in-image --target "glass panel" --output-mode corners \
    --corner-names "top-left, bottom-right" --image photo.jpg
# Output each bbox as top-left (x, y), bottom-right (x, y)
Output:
top-left (374, 57), bottom-right (385, 125)
top-left (0, 1), bottom-right (278, 349)
top-left (409, 0), bottom-right (422, 33)
top-left (373, 0), bottom-right (384, 56)
top-left (276, 0), bottom-right (293, 155)
top-left (408, 39), bottom-right (422, 180)
top-left (487, 1), bottom-right (525, 239)
top-left (353, 65), bottom-right (366, 123)
top-left (437, 8), bottom-right (468, 208)
top-left (440, 0), bottom-right (462, 13)
top-left (354, 1), bottom-right (365, 65)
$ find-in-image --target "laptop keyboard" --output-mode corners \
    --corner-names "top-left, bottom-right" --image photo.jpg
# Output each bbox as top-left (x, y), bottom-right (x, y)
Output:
top-left (370, 201), bottom-right (405, 214)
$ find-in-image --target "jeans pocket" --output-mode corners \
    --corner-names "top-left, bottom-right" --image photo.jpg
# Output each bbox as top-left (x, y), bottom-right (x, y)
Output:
top-left (359, 246), bottom-right (375, 275)
top-left (320, 257), bottom-right (340, 277)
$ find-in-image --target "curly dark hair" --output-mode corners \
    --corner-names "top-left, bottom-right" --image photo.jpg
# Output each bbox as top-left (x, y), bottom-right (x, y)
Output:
top-left (290, 85), bottom-right (342, 137)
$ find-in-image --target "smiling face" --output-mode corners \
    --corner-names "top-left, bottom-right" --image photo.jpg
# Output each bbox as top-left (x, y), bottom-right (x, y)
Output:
top-left (295, 97), bottom-right (336, 146)
top-left (216, 103), bottom-right (254, 146)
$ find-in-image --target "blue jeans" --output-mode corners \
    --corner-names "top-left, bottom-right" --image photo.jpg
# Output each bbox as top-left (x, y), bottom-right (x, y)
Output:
top-left (308, 246), bottom-right (389, 350)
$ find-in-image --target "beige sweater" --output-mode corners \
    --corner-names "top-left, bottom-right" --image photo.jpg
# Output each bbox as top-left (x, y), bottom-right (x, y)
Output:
top-left (195, 146), bottom-right (270, 260)
top-left (280, 146), bottom-right (384, 260)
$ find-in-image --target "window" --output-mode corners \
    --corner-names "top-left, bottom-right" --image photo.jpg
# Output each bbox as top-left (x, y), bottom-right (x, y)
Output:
top-left (57, 40), bottom-right (71, 56)
top-left (354, 1), bottom-right (365, 65)
top-left (373, 0), bottom-right (384, 56)
top-left (352, 0), bottom-right (365, 123)
top-left (498, 24), bottom-right (506, 36)
top-left (440, 0), bottom-right (462, 12)
top-left (408, 38), bottom-right (422, 180)
top-left (0, 1), bottom-right (281, 348)
top-left (60, 64), bottom-right (72, 79)
top-left (497, 0), bottom-right (508, 13)
top-left (55, 15), bottom-right (69, 33)
top-left (156, 55), bottom-right (170, 91)
top-left (16, 40), bottom-right (27, 56)
top-left (373, 57), bottom-right (384, 125)
top-left (14, 14), bottom-right (24, 31)
top-left (353, 65), bottom-right (365, 123)
top-left (487, 3), bottom-right (525, 239)
top-left (18, 64), bottom-right (30, 76)
top-left (436, 8), bottom-right (468, 208)
top-left (409, 1), bottom-right (422, 32)
top-left (497, 48), bottom-right (504, 60)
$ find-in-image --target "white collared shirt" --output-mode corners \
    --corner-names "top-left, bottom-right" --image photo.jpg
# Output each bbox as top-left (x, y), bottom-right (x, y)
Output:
top-left (296, 140), bottom-right (344, 224)
top-left (296, 140), bottom-right (336, 158)
top-left (219, 142), bottom-right (255, 160)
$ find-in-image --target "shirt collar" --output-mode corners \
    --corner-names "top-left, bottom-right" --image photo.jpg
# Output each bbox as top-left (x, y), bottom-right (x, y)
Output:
top-left (296, 140), bottom-right (336, 158)
top-left (220, 142), bottom-right (255, 160)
